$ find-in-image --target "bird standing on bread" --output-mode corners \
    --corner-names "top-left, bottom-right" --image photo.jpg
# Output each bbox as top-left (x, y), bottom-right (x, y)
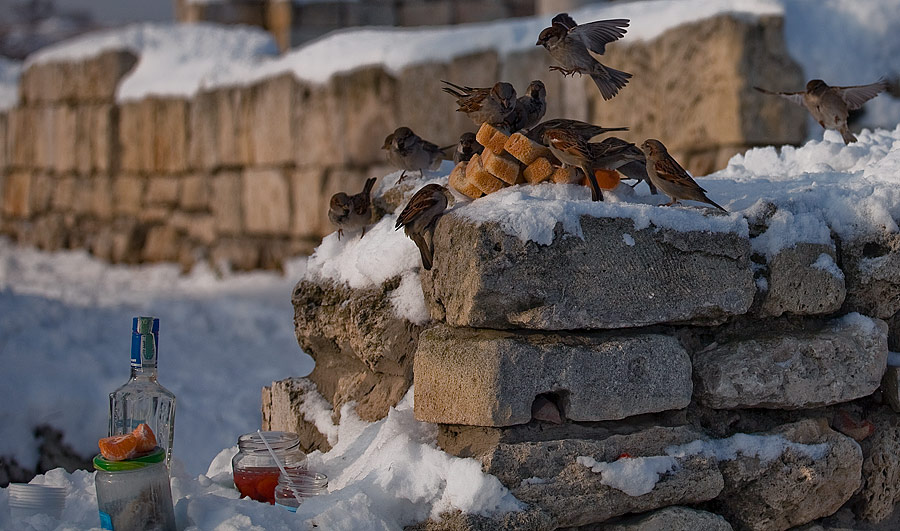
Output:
top-left (536, 13), bottom-right (632, 100)
top-left (453, 132), bottom-right (484, 164)
top-left (329, 177), bottom-right (376, 240)
top-left (442, 80), bottom-right (517, 128)
top-left (754, 78), bottom-right (888, 144)
top-left (506, 80), bottom-right (547, 132)
top-left (382, 126), bottom-right (447, 181)
top-left (639, 139), bottom-right (726, 211)
top-left (395, 184), bottom-right (455, 271)
top-left (526, 118), bottom-right (627, 144)
top-left (543, 128), bottom-right (642, 201)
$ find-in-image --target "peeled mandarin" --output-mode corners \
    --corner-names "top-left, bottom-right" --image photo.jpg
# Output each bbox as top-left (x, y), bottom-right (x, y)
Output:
top-left (98, 433), bottom-right (140, 461)
top-left (593, 169), bottom-right (621, 190)
top-left (132, 423), bottom-right (157, 453)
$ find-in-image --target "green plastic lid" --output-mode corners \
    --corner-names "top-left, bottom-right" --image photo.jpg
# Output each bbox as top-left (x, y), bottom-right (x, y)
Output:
top-left (93, 446), bottom-right (165, 472)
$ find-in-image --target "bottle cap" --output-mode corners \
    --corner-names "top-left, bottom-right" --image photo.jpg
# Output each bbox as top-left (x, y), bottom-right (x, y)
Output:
top-left (131, 317), bottom-right (160, 368)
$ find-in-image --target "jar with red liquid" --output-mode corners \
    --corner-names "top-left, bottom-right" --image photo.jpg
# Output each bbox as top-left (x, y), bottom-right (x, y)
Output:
top-left (232, 431), bottom-right (306, 504)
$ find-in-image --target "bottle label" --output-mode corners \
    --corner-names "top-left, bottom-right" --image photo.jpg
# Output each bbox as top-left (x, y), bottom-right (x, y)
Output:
top-left (131, 317), bottom-right (159, 368)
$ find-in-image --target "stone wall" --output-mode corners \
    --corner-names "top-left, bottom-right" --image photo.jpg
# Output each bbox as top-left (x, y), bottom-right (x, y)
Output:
top-left (0, 14), bottom-right (805, 270)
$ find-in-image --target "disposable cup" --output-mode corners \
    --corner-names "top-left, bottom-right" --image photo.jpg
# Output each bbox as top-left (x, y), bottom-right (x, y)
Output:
top-left (7, 484), bottom-right (66, 519)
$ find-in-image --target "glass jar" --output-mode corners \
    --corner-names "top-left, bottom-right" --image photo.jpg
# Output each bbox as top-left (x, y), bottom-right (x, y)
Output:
top-left (274, 470), bottom-right (328, 512)
top-left (231, 431), bottom-right (307, 504)
top-left (93, 447), bottom-right (176, 531)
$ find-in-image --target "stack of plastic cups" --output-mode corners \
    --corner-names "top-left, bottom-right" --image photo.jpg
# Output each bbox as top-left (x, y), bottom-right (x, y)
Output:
top-left (7, 484), bottom-right (66, 520)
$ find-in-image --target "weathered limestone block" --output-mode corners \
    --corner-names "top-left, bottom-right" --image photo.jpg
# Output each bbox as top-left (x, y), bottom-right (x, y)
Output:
top-left (211, 238), bottom-right (260, 271)
top-left (248, 74), bottom-right (298, 166)
top-left (88, 176), bottom-right (113, 220)
top-left (180, 174), bottom-right (209, 211)
top-left (20, 50), bottom-right (137, 104)
top-left (119, 100), bottom-right (154, 173)
top-left (694, 314), bottom-right (888, 409)
top-left (405, 507), bottom-right (554, 531)
top-left (2, 171), bottom-right (31, 218)
top-left (330, 67), bottom-right (398, 167)
top-left (394, 62), bottom-right (460, 151)
top-left (487, 426), bottom-right (723, 528)
top-left (78, 50), bottom-right (139, 102)
top-left (211, 171), bottom-right (243, 236)
top-left (145, 175), bottom-right (180, 206)
top-left (423, 214), bottom-right (754, 330)
top-left (712, 419), bottom-right (862, 531)
top-left (188, 89), bottom-right (219, 170)
top-left (33, 106), bottom-right (57, 170)
top-left (112, 175), bottom-right (144, 216)
top-left (294, 83), bottom-right (344, 168)
top-left (82, 104), bottom-right (117, 174)
top-left (142, 225), bottom-right (180, 262)
top-left (841, 234), bottom-right (900, 319)
top-left (881, 367), bottom-right (900, 413)
top-left (28, 172), bottom-right (55, 215)
top-left (243, 168), bottom-right (290, 235)
top-left (261, 377), bottom-right (332, 454)
top-left (757, 243), bottom-right (845, 317)
top-left (152, 98), bottom-right (189, 173)
top-left (0, 111), bottom-right (7, 169)
top-left (170, 212), bottom-right (215, 246)
top-left (50, 105), bottom-right (77, 174)
top-left (289, 167), bottom-right (326, 238)
top-left (414, 325), bottom-right (692, 426)
top-left (597, 506), bottom-right (734, 531)
top-left (858, 424), bottom-right (900, 523)
top-left (7, 107), bottom-right (35, 169)
top-left (18, 61), bottom-right (76, 104)
top-left (216, 87), bottom-right (252, 168)
top-left (292, 276), bottom-right (425, 421)
top-left (50, 175), bottom-right (76, 212)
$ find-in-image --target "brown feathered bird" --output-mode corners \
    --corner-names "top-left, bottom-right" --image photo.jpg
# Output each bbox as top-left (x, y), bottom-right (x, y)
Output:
top-left (328, 177), bottom-right (376, 240)
top-left (640, 139), bottom-right (726, 211)
top-left (395, 184), bottom-right (454, 270)
top-left (382, 127), bottom-right (447, 181)
top-left (441, 80), bottom-right (517, 127)
top-left (543, 128), bottom-right (642, 201)
top-left (452, 132), bottom-right (484, 164)
top-left (536, 13), bottom-right (632, 100)
top-left (506, 80), bottom-right (547, 132)
top-left (526, 118), bottom-right (627, 143)
top-left (755, 78), bottom-right (888, 144)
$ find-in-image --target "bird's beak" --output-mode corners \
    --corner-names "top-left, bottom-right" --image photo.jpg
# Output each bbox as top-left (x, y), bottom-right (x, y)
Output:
top-left (535, 39), bottom-right (541, 46)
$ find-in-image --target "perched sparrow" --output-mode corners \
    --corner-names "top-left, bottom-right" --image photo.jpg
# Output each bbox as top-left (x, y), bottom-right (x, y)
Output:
top-left (617, 159), bottom-right (657, 195)
top-left (526, 118), bottom-right (627, 143)
top-left (536, 13), bottom-right (632, 100)
top-left (395, 184), bottom-right (455, 271)
top-left (453, 132), bottom-right (484, 164)
top-left (442, 80), bottom-right (517, 127)
top-left (588, 136), bottom-right (656, 194)
top-left (506, 80), bottom-right (547, 132)
top-left (329, 177), bottom-right (376, 240)
top-left (382, 126), bottom-right (447, 181)
top-left (543, 129), bottom-right (642, 201)
top-left (639, 139), bottom-right (726, 212)
top-left (755, 78), bottom-right (888, 144)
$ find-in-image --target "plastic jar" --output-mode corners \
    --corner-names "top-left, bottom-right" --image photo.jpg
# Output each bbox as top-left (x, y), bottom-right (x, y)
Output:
top-left (93, 447), bottom-right (176, 531)
top-left (231, 431), bottom-right (307, 504)
top-left (274, 470), bottom-right (328, 512)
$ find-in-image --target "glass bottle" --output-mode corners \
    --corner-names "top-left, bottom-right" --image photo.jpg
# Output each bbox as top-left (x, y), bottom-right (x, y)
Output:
top-left (232, 431), bottom-right (307, 504)
top-left (109, 317), bottom-right (177, 467)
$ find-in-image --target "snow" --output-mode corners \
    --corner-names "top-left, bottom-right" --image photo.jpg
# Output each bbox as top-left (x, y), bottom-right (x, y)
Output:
top-left (622, 233), bottom-right (636, 246)
top-left (812, 253), bottom-right (844, 280)
top-left (0, 56), bottom-right (22, 110)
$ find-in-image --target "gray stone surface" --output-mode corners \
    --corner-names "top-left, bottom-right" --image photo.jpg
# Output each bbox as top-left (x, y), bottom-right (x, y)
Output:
top-left (485, 426), bottom-right (723, 528)
top-left (859, 425), bottom-right (900, 523)
top-left (293, 276), bottom-right (425, 421)
top-left (881, 367), bottom-right (900, 413)
top-left (694, 314), bottom-right (888, 409)
top-left (757, 243), bottom-right (846, 317)
top-left (404, 508), bottom-right (554, 531)
top-left (423, 214), bottom-right (754, 330)
top-left (595, 506), bottom-right (733, 531)
top-left (712, 419), bottom-right (863, 531)
top-left (415, 325), bottom-right (692, 426)
top-left (841, 234), bottom-right (900, 319)
top-left (261, 377), bottom-right (332, 455)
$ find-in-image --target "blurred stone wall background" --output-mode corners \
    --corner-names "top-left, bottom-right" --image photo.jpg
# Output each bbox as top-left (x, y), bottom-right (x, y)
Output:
top-left (0, 13), bottom-right (806, 271)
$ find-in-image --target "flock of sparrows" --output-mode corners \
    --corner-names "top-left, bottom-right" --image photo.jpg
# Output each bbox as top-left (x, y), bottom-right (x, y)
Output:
top-left (329, 12), bottom-right (889, 271)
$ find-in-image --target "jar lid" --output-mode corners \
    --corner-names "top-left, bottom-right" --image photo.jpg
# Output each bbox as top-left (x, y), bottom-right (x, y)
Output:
top-left (237, 431), bottom-right (301, 453)
top-left (93, 447), bottom-right (165, 471)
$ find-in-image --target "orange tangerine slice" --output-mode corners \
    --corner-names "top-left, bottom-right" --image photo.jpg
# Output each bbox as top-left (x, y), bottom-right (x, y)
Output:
top-left (98, 433), bottom-right (140, 461)
top-left (132, 423), bottom-right (157, 453)
top-left (593, 169), bottom-right (621, 190)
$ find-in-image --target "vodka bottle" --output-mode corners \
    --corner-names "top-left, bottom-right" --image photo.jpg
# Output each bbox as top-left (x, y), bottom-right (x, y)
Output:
top-left (109, 317), bottom-right (177, 466)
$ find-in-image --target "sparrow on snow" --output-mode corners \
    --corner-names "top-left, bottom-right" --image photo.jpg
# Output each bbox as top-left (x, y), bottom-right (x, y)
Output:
top-left (382, 126), bottom-right (447, 181)
top-left (329, 177), bottom-right (376, 240)
top-left (395, 184), bottom-right (455, 271)
top-left (639, 139), bottom-right (726, 211)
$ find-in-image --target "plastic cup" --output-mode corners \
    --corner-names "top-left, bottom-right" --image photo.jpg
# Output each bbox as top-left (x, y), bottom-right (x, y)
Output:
top-left (7, 484), bottom-right (66, 520)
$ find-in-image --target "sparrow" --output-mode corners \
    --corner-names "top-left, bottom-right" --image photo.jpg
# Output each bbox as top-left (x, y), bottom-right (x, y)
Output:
top-left (639, 139), bottom-right (726, 212)
top-left (453, 132), bottom-right (484, 164)
top-left (328, 177), bottom-right (376, 240)
top-left (526, 118), bottom-right (628, 144)
top-left (591, 136), bottom-right (657, 194)
top-left (382, 127), bottom-right (448, 181)
top-left (754, 78), bottom-right (888, 144)
top-left (506, 80), bottom-right (547, 132)
top-left (395, 184), bottom-right (455, 271)
top-left (442, 80), bottom-right (517, 128)
top-left (543, 129), bottom-right (642, 201)
top-left (536, 13), bottom-right (632, 100)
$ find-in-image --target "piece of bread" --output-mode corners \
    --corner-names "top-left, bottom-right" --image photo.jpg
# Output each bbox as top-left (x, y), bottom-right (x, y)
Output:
top-left (551, 166), bottom-right (579, 184)
top-left (449, 161), bottom-right (483, 199)
top-left (523, 157), bottom-right (554, 185)
top-left (466, 153), bottom-right (506, 194)
top-left (475, 123), bottom-right (510, 155)
top-left (481, 149), bottom-right (522, 185)
top-left (505, 133), bottom-right (551, 165)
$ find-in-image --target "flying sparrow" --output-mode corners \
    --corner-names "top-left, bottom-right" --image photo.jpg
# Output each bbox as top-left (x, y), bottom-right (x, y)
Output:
top-left (442, 80), bottom-right (517, 128)
top-left (329, 177), bottom-right (376, 240)
top-left (536, 13), bottom-right (632, 100)
top-left (395, 184), bottom-right (455, 271)
top-left (453, 132), bottom-right (484, 164)
top-left (639, 139), bottom-right (726, 211)
top-left (526, 118), bottom-right (627, 143)
top-left (754, 78), bottom-right (888, 144)
top-left (506, 80), bottom-right (547, 132)
top-left (382, 126), bottom-right (448, 181)
top-left (543, 129), bottom-right (642, 201)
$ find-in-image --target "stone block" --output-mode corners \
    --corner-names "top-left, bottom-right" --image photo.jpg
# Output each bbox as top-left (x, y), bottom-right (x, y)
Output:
top-left (261, 377), bottom-right (333, 454)
top-left (170, 211), bottom-right (216, 245)
top-left (119, 100), bottom-right (154, 173)
top-left (841, 233), bottom-right (900, 319)
top-left (344, 2), bottom-right (395, 26)
top-left (71, 177), bottom-right (94, 215)
top-left (180, 174), bottom-right (209, 211)
top-left (293, 2), bottom-right (342, 26)
top-left (2, 171), bottom-right (31, 218)
top-left (859, 425), bottom-right (900, 523)
top-left (423, 214), bottom-right (754, 330)
top-left (78, 50), bottom-right (139, 102)
top-left (414, 325), bottom-right (692, 426)
top-left (289, 167), bottom-right (325, 238)
top-left (51, 105), bottom-right (78, 174)
top-left (293, 277), bottom-right (425, 421)
top-left (32, 213), bottom-right (66, 251)
top-left (243, 168), bottom-right (290, 235)
top-left (599, 506), bottom-right (733, 531)
top-left (395, 62), bottom-right (463, 153)
top-left (145, 175), bottom-right (180, 206)
top-left (216, 87), bottom-right (252, 167)
top-left (712, 419), bottom-right (862, 530)
top-left (142, 225), bottom-right (180, 262)
top-left (51, 175), bottom-right (76, 212)
top-left (19, 61), bottom-right (75, 104)
top-left (329, 67), bottom-right (399, 166)
top-left (757, 243), bottom-right (846, 317)
top-left (211, 171), bottom-right (243, 236)
top-left (694, 314), bottom-right (888, 409)
top-left (7, 107), bottom-right (35, 169)
top-left (89, 176), bottom-right (114, 220)
top-left (248, 74), bottom-right (298, 166)
top-left (293, 83), bottom-right (344, 168)
top-left (188, 90), bottom-right (219, 170)
top-left (29, 172), bottom-right (55, 215)
top-left (881, 367), bottom-right (900, 413)
top-left (74, 104), bottom-right (118, 175)
top-left (152, 98), bottom-right (189, 173)
top-left (0, 111), bottom-right (7, 169)
top-left (112, 175), bottom-right (144, 216)
top-left (397, 0), bottom-right (452, 26)
top-left (452, 0), bottom-right (508, 24)
top-left (33, 106), bottom-right (56, 170)
top-left (211, 238), bottom-right (260, 271)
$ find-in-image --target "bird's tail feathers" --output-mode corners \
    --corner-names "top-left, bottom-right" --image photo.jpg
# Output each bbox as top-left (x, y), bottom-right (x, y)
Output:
top-left (362, 177), bottom-right (377, 198)
top-left (590, 66), bottom-right (631, 101)
top-left (411, 232), bottom-right (434, 270)
top-left (840, 127), bottom-right (858, 144)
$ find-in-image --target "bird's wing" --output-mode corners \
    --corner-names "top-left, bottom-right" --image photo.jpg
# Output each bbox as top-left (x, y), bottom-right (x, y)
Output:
top-left (568, 19), bottom-right (629, 54)
top-left (552, 13), bottom-right (577, 30)
top-left (653, 156), bottom-right (706, 193)
top-left (753, 86), bottom-right (805, 107)
top-left (396, 185), bottom-right (442, 230)
top-left (456, 90), bottom-right (489, 112)
top-left (548, 130), bottom-right (592, 161)
top-left (835, 79), bottom-right (888, 110)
